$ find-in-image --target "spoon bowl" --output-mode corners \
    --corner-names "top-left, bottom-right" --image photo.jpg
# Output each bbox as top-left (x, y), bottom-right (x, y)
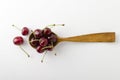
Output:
top-left (29, 32), bottom-right (58, 48)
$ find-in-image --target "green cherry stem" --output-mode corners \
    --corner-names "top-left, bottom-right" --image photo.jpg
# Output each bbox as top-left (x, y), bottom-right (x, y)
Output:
top-left (19, 46), bottom-right (30, 57)
top-left (47, 24), bottom-right (65, 28)
top-left (29, 39), bottom-right (39, 43)
top-left (12, 24), bottom-right (21, 31)
top-left (51, 42), bottom-right (57, 56)
top-left (41, 51), bottom-right (47, 63)
top-left (52, 50), bottom-right (57, 56)
top-left (31, 30), bottom-right (34, 33)
top-left (42, 45), bottom-right (53, 50)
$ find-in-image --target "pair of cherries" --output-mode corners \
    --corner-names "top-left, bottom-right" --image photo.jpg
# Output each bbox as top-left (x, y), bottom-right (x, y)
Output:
top-left (13, 27), bottom-right (29, 45)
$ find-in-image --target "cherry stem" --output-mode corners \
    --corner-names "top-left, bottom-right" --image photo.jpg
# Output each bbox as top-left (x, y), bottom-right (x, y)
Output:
top-left (47, 24), bottom-right (65, 28)
top-left (12, 24), bottom-right (21, 31)
top-left (19, 46), bottom-right (30, 57)
top-left (29, 39), bottom-right (39, 43)
top-left (42, 45), bottom-right (53, 50)
top-left (51, 42), bottom-right (56, 56)
top-left (31, 30), bottom-right (34, 33)
top-left (41, 51), bottom-right (47, 63)
top-left (42, 42), bottom-right (56, 56)
top-left (53, 50), bottom-right (57, 56)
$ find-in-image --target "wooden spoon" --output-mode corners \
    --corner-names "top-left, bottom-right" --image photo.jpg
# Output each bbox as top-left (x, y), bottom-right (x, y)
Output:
top-left (29, 32), bottom-right (115, 48)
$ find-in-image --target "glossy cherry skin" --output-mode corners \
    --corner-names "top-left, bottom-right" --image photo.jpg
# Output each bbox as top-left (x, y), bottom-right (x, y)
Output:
top-left (48, 33), bottom-right (57, 43)
top-left (13, 36), bottom-right (24, 45)
top-left (33, 29), bottom-right (43, 39)
top-left (43, 27), bottom-right (51, 35)
top-left (39, 37), bottom-right (48, 47)
top-left (36, 46), bottom-right (44, 53)
top-left (22, 27), bottom-right (29, 36)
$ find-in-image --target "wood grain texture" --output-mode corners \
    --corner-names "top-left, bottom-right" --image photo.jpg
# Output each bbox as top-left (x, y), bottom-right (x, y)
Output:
top-left (58, 32), bottom-right (115, 42)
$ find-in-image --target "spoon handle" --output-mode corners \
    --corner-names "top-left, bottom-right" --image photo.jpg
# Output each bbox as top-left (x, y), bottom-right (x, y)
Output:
top-left (58, 32), bottom-right (115, 42)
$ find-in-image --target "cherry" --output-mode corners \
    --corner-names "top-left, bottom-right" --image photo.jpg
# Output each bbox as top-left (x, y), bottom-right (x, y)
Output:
top-left (39, 37), bottom-right (48, 47)
top-left (13, 36), bottom-right (30, 57)
top-left (22, 27), bottom-right (29, 36)
top-left (33, 29), bottom-right (43, 39)
top-left (36, 46), bottom-right (44, 53)
top-left (43, 27), bottom-right (51, 35)
top-left (13, 36), bottom-right (24, 45)
top-left (48, 33), bottom-right (57, 43)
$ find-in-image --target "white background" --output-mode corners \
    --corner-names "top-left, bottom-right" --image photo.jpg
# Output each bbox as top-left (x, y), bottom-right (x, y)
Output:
top-left (0, 0), bottom-right (120, 80)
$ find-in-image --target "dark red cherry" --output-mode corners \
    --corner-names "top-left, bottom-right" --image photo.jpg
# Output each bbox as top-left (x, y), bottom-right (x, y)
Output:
top-left (33, 29), bottom-right (42, 39)
top-left (13, 36), bottom-right (24, 45)
top-left (22, 27), bottom-right (29, 35)
top-left (43, 27), bottom-right (51, 35)
top-left (39, 37), bottom-right (48, 47)
top-left (48, 33), bottom-right (57, 43)
top-left (36, 46), bottom-right (44, 53)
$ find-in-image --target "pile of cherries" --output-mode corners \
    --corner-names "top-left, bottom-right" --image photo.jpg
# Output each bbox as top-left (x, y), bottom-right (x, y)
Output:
top-left (13, 25), bottom-right (57, 55)
top-left (30, 28), bottom-right (57, 53)
top-left (13, 24), bottom-right (64, 62)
